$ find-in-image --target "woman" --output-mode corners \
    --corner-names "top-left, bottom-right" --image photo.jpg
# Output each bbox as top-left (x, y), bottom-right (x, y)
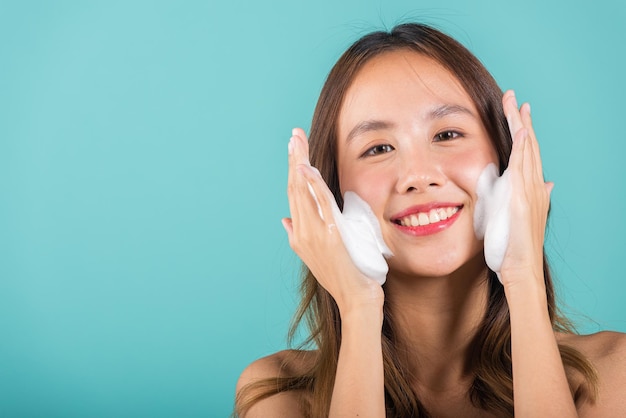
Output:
top-left (235, 23), bottom-right (625, 417)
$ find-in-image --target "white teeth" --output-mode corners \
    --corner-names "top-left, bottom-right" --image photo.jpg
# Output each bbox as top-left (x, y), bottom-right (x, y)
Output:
top-left (397, 206), bottom-right (459, 227)
top-left (428, 209), bottom-right (440, 224)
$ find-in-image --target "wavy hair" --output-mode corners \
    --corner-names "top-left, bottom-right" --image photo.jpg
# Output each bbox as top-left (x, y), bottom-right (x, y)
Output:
top-left (235, 23), bottom-right (597, 418)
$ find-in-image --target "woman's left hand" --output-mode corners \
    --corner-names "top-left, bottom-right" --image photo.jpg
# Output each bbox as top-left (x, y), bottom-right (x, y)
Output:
top-left (500, 91), bottom-right (579, 418)
top-left (499, 90), bottom-right (554, 291)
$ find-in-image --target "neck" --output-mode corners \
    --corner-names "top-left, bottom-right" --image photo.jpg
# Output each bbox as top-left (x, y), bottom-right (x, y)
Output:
top-left (383, 254), bottom-right (490, 392)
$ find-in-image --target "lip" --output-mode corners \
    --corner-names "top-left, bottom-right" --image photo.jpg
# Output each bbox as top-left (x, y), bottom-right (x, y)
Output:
top-left (391, 202), bottom-right (463, 237)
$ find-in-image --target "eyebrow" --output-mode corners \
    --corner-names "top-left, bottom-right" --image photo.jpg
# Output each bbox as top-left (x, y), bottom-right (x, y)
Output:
top-left (428, 104), bottom-right (475, 120)
top-left (345, 120), bottom-right (395, 143)
top-left (344, 104), bottom-right (476, 143)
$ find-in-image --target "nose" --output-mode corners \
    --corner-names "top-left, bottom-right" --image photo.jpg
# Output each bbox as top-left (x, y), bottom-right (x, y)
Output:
top-left (394, 148), bottom-right (445, 194)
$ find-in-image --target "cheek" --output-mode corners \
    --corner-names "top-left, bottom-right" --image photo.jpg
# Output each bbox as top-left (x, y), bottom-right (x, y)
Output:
top-left (443, 146), bottom-right (498, 199)
top-left (457, 162), bottom-right (485, 196)
top-left (339, 165), bottom-right (393, 212)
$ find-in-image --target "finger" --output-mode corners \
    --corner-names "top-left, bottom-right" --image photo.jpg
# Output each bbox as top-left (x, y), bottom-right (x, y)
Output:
top-left (508, 124), bottom-right (527, 175)
top-left (503, 90), bottom-right (524, 142)
top-left (296, 163), bottom-right (339, 227)
top-left (291, 127), bottom-right (340, 223)
top-left (292, 128), bottom-right (327, 221)
top-left (287, 130), bottom-right (315, 232)
top-left (281, 217), bottom-right (294, 243)
top-left (288, 128), bottom-right (341, 235)
top-left (292, 168), bottom-right (324, 233)
top-left (545, 181), bottom-right (555, 197)
top-left (503, 92), bottom-right (548, 190)
top-left (519, 103), bottom-right (536, 140)
top-left (291, 127), bottom-right (311, 167)
top-left (287, 134), bottom-right (301, 228)
top-left (519, 102), bottom-right (544, 180)
top-left (292, 127), bottom-right (308, 144)
top-left (287, 127), bottom-right (310, 193)
top-left (519, 128), bottom-right (536, 186)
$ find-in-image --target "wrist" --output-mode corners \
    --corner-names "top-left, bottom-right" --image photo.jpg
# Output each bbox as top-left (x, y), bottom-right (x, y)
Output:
top-left (339, 298), bottom-right (384, 329)
top-left (501, 266), bottom-right (545, 294)
top-left (502, 276), bottom-right (550, 317)
top-left (336, 281), bottom-right (385, 319)
top-left (502, 272), bottom-right (545, 294)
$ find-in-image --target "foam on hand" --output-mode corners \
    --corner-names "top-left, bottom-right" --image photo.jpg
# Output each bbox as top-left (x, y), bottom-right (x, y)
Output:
top-left (474, 163), bottom-right (512, 281)
top-left (333, 192), bottom-right (393, 285)
top-left (306, 175), bottom-right (392, 285)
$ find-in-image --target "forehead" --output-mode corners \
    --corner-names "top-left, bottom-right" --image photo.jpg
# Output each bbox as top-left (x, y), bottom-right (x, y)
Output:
top-left (338, 50), bottom-right (476, 137)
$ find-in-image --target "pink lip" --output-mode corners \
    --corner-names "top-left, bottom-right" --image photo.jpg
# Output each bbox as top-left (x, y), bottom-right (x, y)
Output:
top-left (391, 203), bottom-right (463, 237)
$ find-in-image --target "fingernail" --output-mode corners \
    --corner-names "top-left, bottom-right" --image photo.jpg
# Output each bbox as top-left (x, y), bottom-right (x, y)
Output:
top-left (527, 102), bottom-right (531, 114)
top-left (292, 128), bottom-right (299, 136)
top-left (288, 138), bottom-right (294, 155)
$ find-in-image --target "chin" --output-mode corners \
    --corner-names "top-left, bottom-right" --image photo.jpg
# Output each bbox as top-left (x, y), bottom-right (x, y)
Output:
top-left (387, 248), bottom-right (485, 279)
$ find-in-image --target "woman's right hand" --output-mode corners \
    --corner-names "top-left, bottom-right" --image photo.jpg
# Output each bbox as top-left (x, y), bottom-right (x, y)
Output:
top-left (282, 128), bottom-right (384, 315)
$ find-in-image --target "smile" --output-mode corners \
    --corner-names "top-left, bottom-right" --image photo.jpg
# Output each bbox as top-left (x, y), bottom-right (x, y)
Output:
top-left (395, 206), bottom-right (459, 227)
top-left (391, 204), bottom-right (462, 236)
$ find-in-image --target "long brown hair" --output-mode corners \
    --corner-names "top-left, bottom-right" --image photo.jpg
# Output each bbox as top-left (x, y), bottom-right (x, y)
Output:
top-left (235, 23), bottom-right (597, 417)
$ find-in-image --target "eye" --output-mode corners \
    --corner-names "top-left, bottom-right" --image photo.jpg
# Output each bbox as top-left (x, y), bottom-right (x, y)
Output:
top-left (434, 130), bottom-right (462, 142)
top-left (362, 144), bottom-right (394, 157)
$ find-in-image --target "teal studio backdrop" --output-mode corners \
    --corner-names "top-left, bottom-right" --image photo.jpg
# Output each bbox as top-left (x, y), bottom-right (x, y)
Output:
top-left (1, 0), bottom-right (624, 416)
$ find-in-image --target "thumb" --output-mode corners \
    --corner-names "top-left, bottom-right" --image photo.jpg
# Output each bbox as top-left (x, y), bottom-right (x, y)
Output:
top-left (281, 218), bottom-right (294, 241)
top-left (545, 181), bottom-right (555, 196)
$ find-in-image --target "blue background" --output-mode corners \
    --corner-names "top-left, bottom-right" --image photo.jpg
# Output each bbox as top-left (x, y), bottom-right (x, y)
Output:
top-left (1, 1), bottom-right (624, 416)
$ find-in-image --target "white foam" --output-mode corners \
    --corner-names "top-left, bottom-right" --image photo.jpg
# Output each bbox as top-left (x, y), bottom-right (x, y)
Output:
top-left (307, 178), bottom-right (392, 285)
top-left (333, 192), bottom-right (393, 285)
top-left (474, 163), bottom-right (512, 281)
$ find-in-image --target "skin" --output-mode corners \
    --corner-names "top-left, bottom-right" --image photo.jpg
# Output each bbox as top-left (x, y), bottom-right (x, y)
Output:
top-left (336, 50), bottom-right (498, 280)
top-left (237, 51), bottom-right (626, 417)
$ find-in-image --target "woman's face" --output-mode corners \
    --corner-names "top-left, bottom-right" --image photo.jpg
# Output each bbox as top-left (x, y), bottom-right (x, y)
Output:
top-left (336, 50), bottom-right (498, 278)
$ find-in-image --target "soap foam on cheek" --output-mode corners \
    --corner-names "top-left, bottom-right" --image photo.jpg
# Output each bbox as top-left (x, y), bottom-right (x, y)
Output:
top-left (307, 180), bottom-right (392, 285)
top-left (474, 163), bottom-right (512, 281)
top-left (334, 192), bottom-right (393, 285)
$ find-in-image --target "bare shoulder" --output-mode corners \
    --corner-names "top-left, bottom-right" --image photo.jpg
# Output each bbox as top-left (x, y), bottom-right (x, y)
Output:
top-left (235, 349), bottom-right (317, 418)
top-left (236, 349), bottom-right (317, 389)
top-left (558, 331), bottom-right (626, 417)
top-left (559, 330), bottom-right (626, 359)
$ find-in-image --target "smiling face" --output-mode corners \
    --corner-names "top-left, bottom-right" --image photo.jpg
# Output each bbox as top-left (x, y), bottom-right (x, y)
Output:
top-left (336, 50), bottom-right (499, 278)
